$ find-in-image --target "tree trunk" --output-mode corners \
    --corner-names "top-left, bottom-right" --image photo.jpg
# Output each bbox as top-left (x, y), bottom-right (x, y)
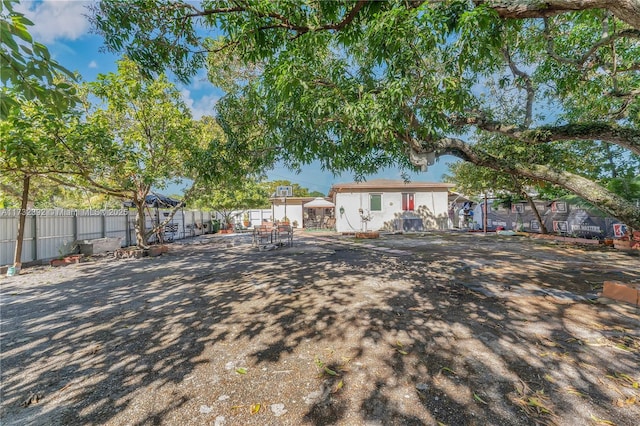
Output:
top-left (13, 174), bottom-right (30, 273)
top-left (523, 191), bottom-right (548, 234)
top-left (134, 199), bottom-right (148, 248)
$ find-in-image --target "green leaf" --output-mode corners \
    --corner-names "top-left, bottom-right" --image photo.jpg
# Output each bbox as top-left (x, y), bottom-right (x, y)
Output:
top-left (473, 393), bottom-right (488, 405)
top-left (324, 367), bottom-right (338, 376)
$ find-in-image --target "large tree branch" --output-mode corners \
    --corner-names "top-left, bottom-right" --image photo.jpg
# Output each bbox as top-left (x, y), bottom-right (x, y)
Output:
top-left (450, 113), bottom-right (640, 155)
top-left (182, 0), bottom-right (367, 36)
top-left (46, 175), bottom-right (130, 199)
top-left (474, 0), bottom-right (640, 30)
top-left (319, 0), bottom-right (367, 32)
top-left (417, 137), bottom-right (640, 228)
top-left (544, 18), bottom-right (640, 67)
top-left (501, 46), bottom-right (534, 127)
top-left (516, 123), bottom-right (640, 154)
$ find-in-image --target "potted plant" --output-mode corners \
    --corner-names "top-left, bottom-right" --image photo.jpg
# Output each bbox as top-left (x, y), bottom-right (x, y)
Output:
top-left (243, 212), bottom-right (250, 228)
top-left (282, 216), bottom-right (290, 225)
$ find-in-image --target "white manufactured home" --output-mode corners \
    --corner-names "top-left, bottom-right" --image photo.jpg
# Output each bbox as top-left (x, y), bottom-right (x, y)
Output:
top-left (329, 180), bottom-right (454, 233)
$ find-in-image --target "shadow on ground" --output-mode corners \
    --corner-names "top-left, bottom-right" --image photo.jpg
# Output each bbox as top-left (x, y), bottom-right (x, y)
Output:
top-left (1, 232), bottom-right (639, 425)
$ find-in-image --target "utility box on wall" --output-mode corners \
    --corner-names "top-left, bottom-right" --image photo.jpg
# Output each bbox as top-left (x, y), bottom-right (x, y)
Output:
top-left (394, 218), bottom-right (424, 232)
top-left (77, 237), bottom-right (122, 255)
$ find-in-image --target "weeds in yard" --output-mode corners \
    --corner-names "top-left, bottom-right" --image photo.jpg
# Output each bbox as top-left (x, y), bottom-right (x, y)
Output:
top-left (473, 392), bottom-right (488, 405)
top-left (604, 372), bottom-right (640, 407)
top-left (439, 366), bottom-right (456, 376)
top-left (563, 386), bottom-right (588, 398)
top-left (314, 354), bottom-right (351, 379)
top-left (511, 380), bottom-right (558, 426)
top-left (590, 414), bottom-right (616, 425)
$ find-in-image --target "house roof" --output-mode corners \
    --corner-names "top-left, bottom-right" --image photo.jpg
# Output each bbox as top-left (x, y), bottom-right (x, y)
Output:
top-left (329, 179), bottom-right (454, 196)
top-left (448, 191), bottom-right (475, 203)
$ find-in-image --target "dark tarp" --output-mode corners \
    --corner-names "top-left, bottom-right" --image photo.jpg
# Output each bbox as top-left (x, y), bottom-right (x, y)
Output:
top-left (474, 199), bottom-right (625, 238)
top-left (123, 194), bottom-right (182, 208)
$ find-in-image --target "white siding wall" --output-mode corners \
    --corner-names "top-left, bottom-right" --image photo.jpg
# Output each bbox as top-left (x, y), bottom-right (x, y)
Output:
top-left (271, 204), bottom-right (303, 228)
top-left (334, 189), bottom-right (450, 233)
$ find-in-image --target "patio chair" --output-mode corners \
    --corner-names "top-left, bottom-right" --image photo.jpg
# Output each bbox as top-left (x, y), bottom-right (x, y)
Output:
top-left (275, 224), bottom-right (293, 247)
top-left (253, 225), bottom-right (273, 247)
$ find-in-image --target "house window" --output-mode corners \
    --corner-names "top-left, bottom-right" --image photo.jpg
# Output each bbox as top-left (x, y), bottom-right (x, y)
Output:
top-left (402, 193), bottom-right (415, 211)
top-left (370, 194), bottom-right (382, 211)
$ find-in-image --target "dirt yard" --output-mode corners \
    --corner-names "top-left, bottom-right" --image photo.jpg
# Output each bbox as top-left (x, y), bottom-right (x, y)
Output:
top-left (1, 231), bottom-right (639, 426)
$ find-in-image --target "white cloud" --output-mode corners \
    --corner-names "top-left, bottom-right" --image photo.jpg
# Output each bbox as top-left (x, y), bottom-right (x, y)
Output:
top-left (16, 0), bottom-right (92, 44)
top-left (88, 60), bottom-right (98, 68)
top-left (187, 70), bottom-right (212, 91)
top-left (181, 89), bottom-right (220, 120)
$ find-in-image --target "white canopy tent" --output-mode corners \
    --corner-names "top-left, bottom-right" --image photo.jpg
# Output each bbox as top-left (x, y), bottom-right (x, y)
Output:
top-left (303, 198), bottom-right (335, 228)
top-left (303, 198), bottom-right (335, 209)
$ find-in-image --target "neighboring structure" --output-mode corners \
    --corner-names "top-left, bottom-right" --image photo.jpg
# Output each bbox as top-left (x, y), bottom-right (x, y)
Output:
top-left (329, 180), bottom-right (454, 233)
top-left (267, 196), bottom-right (313, 228)
top-left (472, 198), bottom-right (627, 238)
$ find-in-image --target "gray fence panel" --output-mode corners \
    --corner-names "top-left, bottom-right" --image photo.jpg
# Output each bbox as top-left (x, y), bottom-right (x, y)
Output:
top-left (105, 215), bottom-right (127, 244)
top-left (0, 211), bottom-right (19, 266)
top-left (36, 211), bottom-right (75, 260)
top-left (1, 207), bottom-right (214, 267)
top-left (21, 214), bottom-right (36, 263)
top-left (77, 211), bottom-right (104, 241)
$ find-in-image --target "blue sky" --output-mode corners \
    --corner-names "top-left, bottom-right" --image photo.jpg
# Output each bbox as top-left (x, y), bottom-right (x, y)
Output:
top-left (17, 0), bottom-right (455, 195)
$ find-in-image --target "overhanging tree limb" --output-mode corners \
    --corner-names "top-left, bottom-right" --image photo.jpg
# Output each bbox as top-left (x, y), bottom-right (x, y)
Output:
top-left (425, 137), bottom-right (640, 228)
top-left (473, 0), bottom-right (640, 30)
top-left (450, 114), bottom-right (640, 155)
top-left (544, 18), bottom-right (640, 67)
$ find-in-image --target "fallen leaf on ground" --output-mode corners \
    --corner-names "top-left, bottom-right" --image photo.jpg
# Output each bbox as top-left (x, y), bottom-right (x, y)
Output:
top-left (590, 414), bottom-right (615, 425)
top-left (324, 367), bottom-right (338, 376)
top-left (473, 393), bottom-right (488, 405)
top-left (440, 367), bottom-right (456, 375)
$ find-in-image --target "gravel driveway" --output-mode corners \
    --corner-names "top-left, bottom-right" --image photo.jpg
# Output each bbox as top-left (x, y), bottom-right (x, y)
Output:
top-left (1, 232), bottom-right (639, 425)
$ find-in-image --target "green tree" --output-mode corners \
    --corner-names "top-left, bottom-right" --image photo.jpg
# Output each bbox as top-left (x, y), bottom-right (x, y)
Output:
top-left (194, 179), bottom-right (270, 228)
top-left (74, 59), bottom-right (202, 247)
top-left (1, 0), bottom-right (78, 118)
top-left (92, 1), bottom-right (640, 230)
top-left (1, 0), bottom-right (82, 271)
top-left (0, 101), bottom-right (94, 271)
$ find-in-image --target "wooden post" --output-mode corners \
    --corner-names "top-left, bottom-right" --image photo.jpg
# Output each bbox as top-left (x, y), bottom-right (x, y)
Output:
top-left (483, 193), bottom-right (488, 234)
top-left (73, 209), bottom-right (78, 243)
top-left (125, 210), bottom-right (131, 247)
